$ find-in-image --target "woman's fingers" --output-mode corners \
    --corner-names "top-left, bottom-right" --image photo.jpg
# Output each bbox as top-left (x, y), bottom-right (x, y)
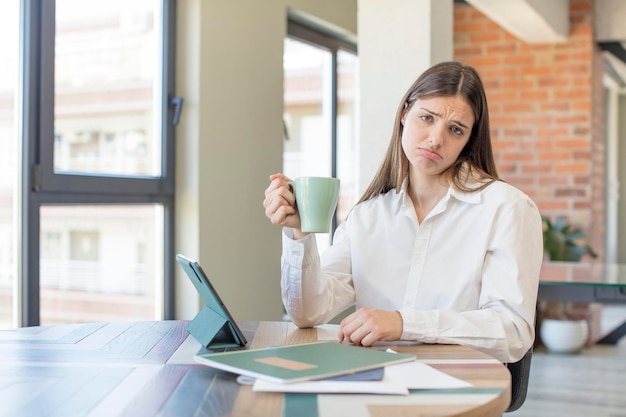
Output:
top-left (263, 173), bottom-right (299, 228)
top-left (338, 308), bottom-right (403, 346)
top-left (265, 196), bottom-right (296, 226)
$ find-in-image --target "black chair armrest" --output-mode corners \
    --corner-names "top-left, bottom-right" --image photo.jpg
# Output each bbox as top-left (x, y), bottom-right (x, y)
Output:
top-left (504, 348), bottom-right (533, 412)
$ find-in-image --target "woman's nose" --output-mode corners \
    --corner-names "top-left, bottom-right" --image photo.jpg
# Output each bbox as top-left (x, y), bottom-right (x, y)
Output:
top-left (428, 125), bottom-right (444, 148)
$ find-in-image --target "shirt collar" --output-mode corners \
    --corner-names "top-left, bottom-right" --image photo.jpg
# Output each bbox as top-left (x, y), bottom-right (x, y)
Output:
top-left (449, 185), bottom-right (483, 204)
top-left (399, 178), bottom-right (485, 208)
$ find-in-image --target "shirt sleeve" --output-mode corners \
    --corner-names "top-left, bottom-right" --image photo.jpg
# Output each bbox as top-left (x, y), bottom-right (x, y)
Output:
top-left (281, 226), bottom-right (355, 328)
top-left (399, 197), bottom-right (543, 363)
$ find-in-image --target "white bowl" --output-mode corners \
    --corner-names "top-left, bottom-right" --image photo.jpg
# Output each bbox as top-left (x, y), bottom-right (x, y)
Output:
top-left (540, 318), bottom-right (589, 354)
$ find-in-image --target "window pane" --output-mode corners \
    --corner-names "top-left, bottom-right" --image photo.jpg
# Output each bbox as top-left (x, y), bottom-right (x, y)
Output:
top-left (283, 38), bottom-right (333, 177)
top-left (336, 49), bottom-right (359, 225)
top-left (54, 0), bottom-right (162, 177)
top-left (283, 38), bottom-right (333, 249)
top-left (0, 1), bottom-right (19, 329)
top-left (40, 205), bottom-right (163, 324)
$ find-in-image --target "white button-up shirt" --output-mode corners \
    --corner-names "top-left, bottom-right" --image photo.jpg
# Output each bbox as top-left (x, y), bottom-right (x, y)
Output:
top-left (281, 180), bottom-right (543, 363)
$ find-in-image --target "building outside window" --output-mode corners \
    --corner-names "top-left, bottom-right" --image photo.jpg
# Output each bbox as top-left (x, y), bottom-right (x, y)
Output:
top-left (0, 1), bottom-right (19, 328)
top-left (1, 0), bottom-right (177, 328)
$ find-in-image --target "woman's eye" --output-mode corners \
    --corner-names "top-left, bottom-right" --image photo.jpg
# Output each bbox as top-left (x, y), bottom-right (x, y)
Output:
top-left (420, 115), bottom-right (432, 122)
top-left (451, 126), bottom-right (464, 135)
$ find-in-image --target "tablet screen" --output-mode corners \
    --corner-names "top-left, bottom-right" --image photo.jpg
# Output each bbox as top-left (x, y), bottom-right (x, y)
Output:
top-left (176, 254), bottom-right (247, 347)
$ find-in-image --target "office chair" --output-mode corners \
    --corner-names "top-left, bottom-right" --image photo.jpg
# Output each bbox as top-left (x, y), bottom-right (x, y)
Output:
top-left (504, 348), bottom-right (533, 412)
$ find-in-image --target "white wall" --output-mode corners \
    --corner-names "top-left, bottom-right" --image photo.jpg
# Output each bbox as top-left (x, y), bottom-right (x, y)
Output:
top-left (175, 0), bottom-right (357, 321)
top-left (357, 0), bottom-right (453, 193)
top-left (596, 0), bottom-right (626, 41)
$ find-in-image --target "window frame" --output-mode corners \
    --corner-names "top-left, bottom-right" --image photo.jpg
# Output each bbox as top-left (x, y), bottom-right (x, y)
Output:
top-left (20, 0), bottom-right (177, 326)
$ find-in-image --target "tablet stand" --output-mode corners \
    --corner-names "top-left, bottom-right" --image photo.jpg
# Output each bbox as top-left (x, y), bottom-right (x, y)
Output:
top-left (187, 305), bottom-right (244, 348)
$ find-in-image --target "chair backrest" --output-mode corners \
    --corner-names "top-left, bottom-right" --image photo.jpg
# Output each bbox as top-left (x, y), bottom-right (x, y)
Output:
top-left (504, 348), bottom-right (533, 412)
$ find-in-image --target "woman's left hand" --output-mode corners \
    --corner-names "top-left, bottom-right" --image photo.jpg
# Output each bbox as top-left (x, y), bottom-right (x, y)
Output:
top-left (338, 307), bottom-right (403, 346)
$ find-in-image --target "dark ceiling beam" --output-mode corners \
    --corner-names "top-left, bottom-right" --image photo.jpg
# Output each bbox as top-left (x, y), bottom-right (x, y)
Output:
top-left (599, 41), bottom-right (626, 64)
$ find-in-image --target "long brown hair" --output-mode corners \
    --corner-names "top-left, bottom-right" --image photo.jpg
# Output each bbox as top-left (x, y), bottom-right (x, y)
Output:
top-left (358, 61), bottom-right (499, 204)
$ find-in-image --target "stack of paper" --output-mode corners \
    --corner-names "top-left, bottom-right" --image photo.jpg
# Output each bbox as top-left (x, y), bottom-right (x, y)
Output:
top-left (253, 360), bottom-right (472, 395)
top-left (194, 341), bottom-right (471, 395)
top-left (194, 341), bottom-right (415, 384)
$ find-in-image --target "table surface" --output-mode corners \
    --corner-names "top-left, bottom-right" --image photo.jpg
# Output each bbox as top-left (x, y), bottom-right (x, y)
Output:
top-left (541, 261), bottom-right (626, 286)
top-left (0, 320), bottom-right (511, 417)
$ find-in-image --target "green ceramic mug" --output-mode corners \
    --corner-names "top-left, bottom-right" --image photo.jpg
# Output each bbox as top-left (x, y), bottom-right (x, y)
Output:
top-left (290, 176), bottom-right (340, 233)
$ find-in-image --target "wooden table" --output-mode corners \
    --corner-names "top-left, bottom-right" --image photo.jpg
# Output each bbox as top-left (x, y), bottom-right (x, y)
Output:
top-left (0, 320), bottom-right (511, 417)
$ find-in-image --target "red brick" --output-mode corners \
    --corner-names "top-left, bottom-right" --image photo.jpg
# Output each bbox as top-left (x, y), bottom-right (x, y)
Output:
top-left (455, 46), bottom-right (482, 56)
top-left (482, 67), bottom-right (517, 78)
top-left (487, 44), bottom-right (517, 54)
top-left (539, 176), bottom-right (569, 185)
top-left (540, 102), bottom-right (571, 112)
top-left (555, 162), bottom-right (590, 173)
top-left (555, 114), bottom-right (588, 123)
top-left (501, 152), bottom-right (535, 161)
top-left (502, 103), bottom-right (535, 113)
top-left (470, 32), bottom-right (502, 43)
top-left (537, 77), bottom-right (570, 87)
top-left (538, 151), bottom-right (571, 161)
top-left (572, 101), bottom-right (592, 111)
top-left (537, 127), bottom-right (569, 137)
top-left (503, 55), bottom-right (536, 65)
top-left (521, 90), bottom-right (549, 100)
top-left (490, 116), bottom-right (519, 126)
top-left (502, 128), bottom-right (533, 137)
top-left (554, 90), bottom-right (590, 100)
top-left (487, 90), bottom-right (518, 102)
top-left (554, 139), bottom-right (589, 148)
top-left (555, 188), bottom-right (587, 197)
top-left (537, 201), bottom-right (569, 211)
top-left (466, 56), bottom-right (501, 67)
top-left (521, 164), bottom-right (552, 173)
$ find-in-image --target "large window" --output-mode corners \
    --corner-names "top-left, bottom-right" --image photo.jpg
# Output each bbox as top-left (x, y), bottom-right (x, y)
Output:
top-left (283, 22), bottom-right (358, 251)
top-left (15, 0), bottom-right (177, 327)
top-left (0, 1), bottom-right (19, 328)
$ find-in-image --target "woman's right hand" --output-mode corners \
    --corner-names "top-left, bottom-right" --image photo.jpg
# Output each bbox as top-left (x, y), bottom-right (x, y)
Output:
top-left (263, 173), bottom-right (302, 231)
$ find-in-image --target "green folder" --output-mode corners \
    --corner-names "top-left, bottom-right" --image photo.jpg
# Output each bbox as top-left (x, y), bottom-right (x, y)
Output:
top-left (194, 341), bottom-right (416, 384)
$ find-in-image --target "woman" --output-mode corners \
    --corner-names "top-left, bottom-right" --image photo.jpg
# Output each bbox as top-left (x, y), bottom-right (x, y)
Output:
top-left (263, 61), bottom-right (543, 363)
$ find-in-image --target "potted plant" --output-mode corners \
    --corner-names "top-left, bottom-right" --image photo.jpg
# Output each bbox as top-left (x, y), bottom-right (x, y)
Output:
top-left (542, 216), bottom-right (598, 262)
top-left (539, 216), bottom-right (597, 353)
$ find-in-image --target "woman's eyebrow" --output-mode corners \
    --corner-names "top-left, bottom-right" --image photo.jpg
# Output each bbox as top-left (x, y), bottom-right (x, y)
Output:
top-left (421, 107), bottom-right (471, 130)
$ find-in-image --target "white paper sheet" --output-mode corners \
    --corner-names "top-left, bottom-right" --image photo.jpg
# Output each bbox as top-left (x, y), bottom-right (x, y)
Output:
top-left (315, 324), bottom-right (341, 341)
top-left (252, 359), bottom-right (471, 395)
top-left (253, 379), bottom-right (409, 395)
top-left (386, 361), bottom-right (472, 389)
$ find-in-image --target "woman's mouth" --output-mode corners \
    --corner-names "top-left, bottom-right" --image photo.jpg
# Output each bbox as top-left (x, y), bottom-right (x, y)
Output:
top-left (419, 147), bottom-right (442, 160)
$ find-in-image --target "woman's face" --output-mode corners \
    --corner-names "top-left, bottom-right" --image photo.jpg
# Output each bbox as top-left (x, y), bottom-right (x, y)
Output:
top-left (400, 94), bottom-right (475, 178)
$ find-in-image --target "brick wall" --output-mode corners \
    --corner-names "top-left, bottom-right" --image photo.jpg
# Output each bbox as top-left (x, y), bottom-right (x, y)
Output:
top-left (454, 0), bottom-right (605, 260)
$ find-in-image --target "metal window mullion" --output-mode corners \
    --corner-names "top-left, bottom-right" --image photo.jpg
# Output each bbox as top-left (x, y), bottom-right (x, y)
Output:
top-left (161, 0), bottom-right (176, 319)
top-left (21, 0), bottom-right (46, 327)
top-left (330, 51), bottom-right (338, 232)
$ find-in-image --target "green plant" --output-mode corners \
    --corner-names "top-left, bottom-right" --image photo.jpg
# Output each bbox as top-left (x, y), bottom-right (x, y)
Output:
top-left (542, 216), bottom-right (598, 262)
